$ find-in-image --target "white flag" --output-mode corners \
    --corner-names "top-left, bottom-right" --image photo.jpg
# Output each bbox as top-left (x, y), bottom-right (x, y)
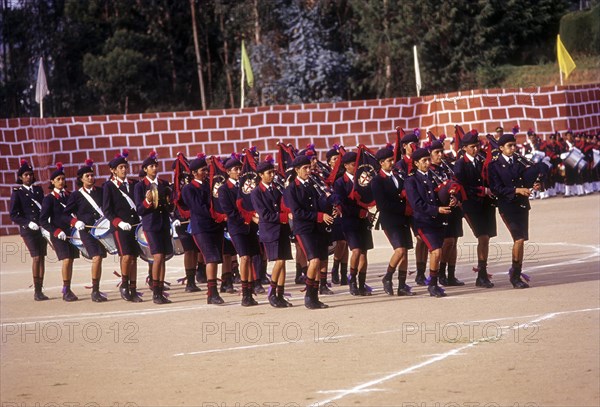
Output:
top-left (413, 45), bottom-right (422, 97)
top-left (35, 58), bottom-right (49, 104)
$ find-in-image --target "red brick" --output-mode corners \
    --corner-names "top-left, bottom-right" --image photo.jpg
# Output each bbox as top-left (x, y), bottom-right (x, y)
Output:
top-left (319, 124), bottom-right (333, 136)
top-left (179, 132), bottom-right (193, 144)
top-left (281, 113), bottom-right (295, 124)
top-left (541, 107), bottom-right (558, 118)
top-left (328, 110), bottom-right (341, 122)
top-left (153, 120), bottom-right (168, 132)
top-left (218, 142), bottom-right (235, 155)
top-left (15, 128), bottom-right (27, 141)
top-left (273, 126), bottom-right (288, 137)
top-left (226, 129), bottom-right (240, 140)
top-left (438, 113), bottom-right (450, 124)
top-left (491, 109), bottom-right (507, 120)
top-left (110, 135), bottom-right (127, 147)
top-left (312, 111), bottom-right (326, 122)
top-left (175, 111), bottom-right (191, 118)
top-left (2, 129), bottom-right (15, 142)
top-left (356, 134), bottom-right (371, 146)
top-left (450, 112), bottom-right (461, 123)
top-left (242, 128), bottom-right (257, 139)
top-left (234, 116), bottom-right (249, 128)
top-left (266, 113), bottom-right (279, 124)
top-left (119, 122), bottom-right (135, 134)
top-left (508, 107), bottom-right (524, 118)
top-left (463, 111), bottom-right (475, 123)
top-left (550, 92), bottom-right (566, 105)
top-left (137, 121), bottom-right (152, 133)
top-left (102, 122), bottom-right (118, 135)
top-left (296, 112), bottom-right (310, 124)
top-left (552, 119), bottom-right (568, 131)
top-left (533, 94), bottom-right (550, 106)
top-left (350, 122), bottom-right (364, 134)
top-left (85, 123), bottom-right (102, 136)
top-left (145, 134), bottom-right (160, 146)
top-left (288, 126), bottom-right (302, 136)
top-left (365, 121), bottom-right (378, 133)
top-left (204, 144), bottom-right (219, 155)
top-left (524, 107), bottom-right (541, 119)
top-left (305, 125), bottom-right (318, 136)
top-left (169, 119), bottom-right (185, 131)
top-left (313, 137), bottom-right (327, 150)
top-left (65, 124), bottom-right (82, 137)
top-left (79, 137), bottom-right (94, 150)
top-left (342, 135), bottom-right (356, 146)
top-left (209, 130), bottom-right (225, 143)
top-left (481, 94), bottom-right (499, 107)
top-left (250, 114), bottom-right (264, 126)
top-left (128, 135), bottom-right (144, 147)
top-left (456, 98), bottom-right (468, 110)
top-left (12, 143), bottom-right (23, 156)
top-left (219, 117), bottom-right (233, 129)
top-left (580, 91), bottom-right (589, 103)
top-left (335, 123), bottom-right (348, 135)
top-left (537, 121), bottom-right (552, 132)
top-left (406, 118), bottom-right (419, 129)
top-left (161, 133), bottom-right (177, 145)
top-left (157, 112), bottom-right (174, 119)
top-left (53, 125), bottom-right (69, 138)
top-left (258, 126), bottom-right (273, 138)
top-left (498, 95), bottom-right (515, 106)
top-left (1, 143), bottom-right (11, 157)
top-left (61, 139), bottom-right (76, 151)
top-left (373, 133), bottom-right (389, 145)
top-left (421, 115), bottom-right (434, 128)
top-left (401, 106), bottom-right (414, 117)
top-left (357, 108), bottom-right (371, 120)
top-left (342, 110), bottom-right (356, 121)
top-left (186, 119), bottom-right (200, 130)
top-left (387, 107), bottom-right (400, 118)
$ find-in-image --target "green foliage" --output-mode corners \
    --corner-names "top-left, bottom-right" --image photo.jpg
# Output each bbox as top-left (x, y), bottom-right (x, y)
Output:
top-left (560, 4), bottom-right (600, 55)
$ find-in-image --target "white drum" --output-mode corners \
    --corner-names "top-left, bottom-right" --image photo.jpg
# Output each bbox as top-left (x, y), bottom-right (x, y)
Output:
top-left (562, 148), bottom-right (587, 172)
top-left (135, 224), bottom-right (175, 263)
top-left (91, 217), bottom-right (117, 254)
top-left (70, 228), bottom-right (92, 259)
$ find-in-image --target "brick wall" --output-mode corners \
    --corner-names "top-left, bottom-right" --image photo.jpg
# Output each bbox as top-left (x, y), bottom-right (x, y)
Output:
top-left (1, 83), bottom-right (599, 235)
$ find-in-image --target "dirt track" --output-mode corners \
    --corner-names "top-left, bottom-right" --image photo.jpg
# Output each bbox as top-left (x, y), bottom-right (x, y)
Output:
top-left (1, 194), bottom-right (599, 407)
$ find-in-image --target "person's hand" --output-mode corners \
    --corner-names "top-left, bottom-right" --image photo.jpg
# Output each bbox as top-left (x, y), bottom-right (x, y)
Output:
top-left (145, 190), bottom-right (153, 203)
top-left (118, 221), bottom-right (132, 231)
top-left (41, 229), bottom-right (50, 239)
top-left (323, 213), bottom-right (334, 225)
top-left (74, 220), bottom-right (86, 231)
top-left (438, 206), bottom-right (452, 215)
top-left (515, 187), bottom-right (531, 197)
top-left (252, 214), bottom-right (259, 224)
top-left (28, 221), bottom-right (39, 231)
top-left (57, 231), bottom-right (67, 241)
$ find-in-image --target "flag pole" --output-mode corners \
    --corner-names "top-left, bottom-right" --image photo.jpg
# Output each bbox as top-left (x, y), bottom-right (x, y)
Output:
top-left (240, 57), bottom-right (245, 109)
top-left (560, 70), bottom-right (563, 86)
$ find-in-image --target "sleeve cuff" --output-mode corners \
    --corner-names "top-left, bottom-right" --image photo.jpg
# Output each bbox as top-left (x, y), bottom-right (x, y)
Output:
top-left (359, 209), bottom-right (368, 219)
top-left (317, 212), bottom-right (324, 223)
top-left (143, 199), bottom-right (152, 208)
top-left (70, 217), bottom-right (78, 227)
top-left (279, 213), bottom-right (288, 224)
top-left (112, 217), bottom-right (122, 228)
top-left (53, 229), bottom-right (63, 237)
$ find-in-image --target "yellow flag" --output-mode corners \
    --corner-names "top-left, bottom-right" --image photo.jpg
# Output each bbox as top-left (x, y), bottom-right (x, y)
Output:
top-left (241, 40), bottom-right (254, 88)
top-left (557, 35), bottom-right (576, 79)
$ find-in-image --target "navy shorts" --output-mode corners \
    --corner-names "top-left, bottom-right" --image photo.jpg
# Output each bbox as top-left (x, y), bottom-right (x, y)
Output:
top-left (500, 210), bottom-right (529, 241)
top-left (144, 230), bottom-right (174, 256)
top-left (81, 229), bottom-right (107, 258)
top-left (21, 230), bottom-right (47, 258)
top-left (114, 229), bottom-right (140, 257)
top-left (463, 204), bottom-right (497, 238)
top-left (328, 218), bottom-right (345, 243)
top-left (230, 232), bottom-right (260, 257)
top-left (417, 226), bottom-right (445, 252)
top-left (383, 225), bottom-right (414, 250)
top-left (263, 238), bottom-right (293, 261)
top-left (444, 208), bottom-right (464, 239)
top-left (342, 219), bottom-right (374, 252)
top-left (175, 224), bottom-right (197, 252)
top-left (52, 236), bottom-right (80, 261)
top-left (223, 236), bottom-right (237, 256)
top-left (193, 232), bottom-right (223, 264)
top-left (296, 232), bottom-right (329, 261)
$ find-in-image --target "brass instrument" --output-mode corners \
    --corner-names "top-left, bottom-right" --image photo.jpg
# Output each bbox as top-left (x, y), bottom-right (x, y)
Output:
top-left (149, 183), bottom-right (159, 209)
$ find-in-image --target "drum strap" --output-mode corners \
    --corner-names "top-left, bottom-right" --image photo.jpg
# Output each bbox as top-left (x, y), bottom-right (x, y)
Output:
top-left (113, 181), bottom-right (136, 211)
top-left (23, 187), bottom-right (42, 210)
top-left (80, 189), bottom-right (104, 217)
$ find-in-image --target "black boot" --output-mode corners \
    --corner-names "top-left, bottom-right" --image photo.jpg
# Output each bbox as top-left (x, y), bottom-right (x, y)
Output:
top-left (33, 279), bottom-right (49, 301)
top-left (91, 290), bottom-right (107, 302)
top-left (340, 263), bottom-right (348, 285)
top-left (62, 286), bottom-right (78, 302)
top-left (510, 267), bottom-right (529, 289)
top-left (475, 264), bottom-right (494, 288)
top-left (196, 262), bottom-right (207, 284)
top-left (396, 270), bottom-right (415, 296)
top-left (427, 272), bottom-right (447, 298)
top-left (207, 280), bottom-right (224, 305)
top-left (319, 278), bottom-right (334, 295)
top-left (438, 262), bottom-right (448, 286)
top-left (153, 283), bottom-right (172, 305)
top-left (120, 278), bottom-right (133, 301)
top-left (185, 269), bottom-right (201, 292)
top-left (348, 273), bottom-right (359, 295)
top-left (382, 265), bottom-right (395, 295)
top-left (415, 262), bottom-right (427, 285)
top-left (277, 285), bottom-right (293, 307)
top-left (331, 260), bottom-right (340, 285)
top-left (241, 284), bottom-right (258, 306)
top-left (447, 265), bottom-right (465, 286)
top-left (357, 271), bottom-right (371, 296)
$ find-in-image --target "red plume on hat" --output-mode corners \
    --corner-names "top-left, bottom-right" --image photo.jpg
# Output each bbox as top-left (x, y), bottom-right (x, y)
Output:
top-left (413, 128), bottom-right (421, 137)
top-left (56, 162), bottom-right (63, 171)
top-left (122, 149), bottom-right (129, 158)
top-left (264, 154), bottom-right (274, 164)
top-left (85, 158), bottom-right (94, 167)
top-left (148, 150), bottom-right (157, 159)
top-left (21, 159), bottom-right (28, 166)
top-left (196, 153), bottom-right (206, 160)
top-left (512, 125), bottom-right (520, 135)
top-left (439, 134), bottom-right (446, 142)
top-left (470, 129), bottom-right (479, 137)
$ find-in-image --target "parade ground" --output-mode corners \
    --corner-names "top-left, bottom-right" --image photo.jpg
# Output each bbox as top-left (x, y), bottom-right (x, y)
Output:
top-left (1, 194), bottom-right (599, 407)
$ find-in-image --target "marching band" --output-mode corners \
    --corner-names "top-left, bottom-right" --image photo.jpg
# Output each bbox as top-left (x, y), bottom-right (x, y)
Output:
top-left (10, 126), bottom-right (600, 308)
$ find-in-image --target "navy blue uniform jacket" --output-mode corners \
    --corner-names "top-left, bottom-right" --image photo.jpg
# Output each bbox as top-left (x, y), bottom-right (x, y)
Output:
top-left (64, 187), bottom-right (104, 226)
top-left (134, 177), bottom-right (173, 233)
top-left (181, 179), bottom-right (221, 234)
top-left (405, 171), bottom-right (444, 229)
top-left (251, 182), bottom-right (290, 243)
top-left (284, 177), bottom-right (330, 235)
top-left (10, 185), bottom-right (45, 234)
top-left (102, 178), bottom-right (140, 230)
top-left (371, 170), bottom-right (409, 229)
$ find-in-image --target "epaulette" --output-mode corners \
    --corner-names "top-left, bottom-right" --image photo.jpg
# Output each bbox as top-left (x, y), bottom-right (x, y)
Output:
top-left (492, 155), bottom-right (499, 161)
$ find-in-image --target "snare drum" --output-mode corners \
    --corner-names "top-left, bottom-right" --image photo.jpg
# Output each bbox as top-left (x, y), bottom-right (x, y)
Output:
top-left (135, 224), bottom-right (153, 263)
top-left (562, 148), bottom-right (587, 172)
top-left (91, 217), bottom-right (117, 254)
top-left (70, 229), bottom-right (92, 259)
top-left (135, 225), bottom-right (175, 263)
top-left (171, 224), bottom-right (185, 255)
